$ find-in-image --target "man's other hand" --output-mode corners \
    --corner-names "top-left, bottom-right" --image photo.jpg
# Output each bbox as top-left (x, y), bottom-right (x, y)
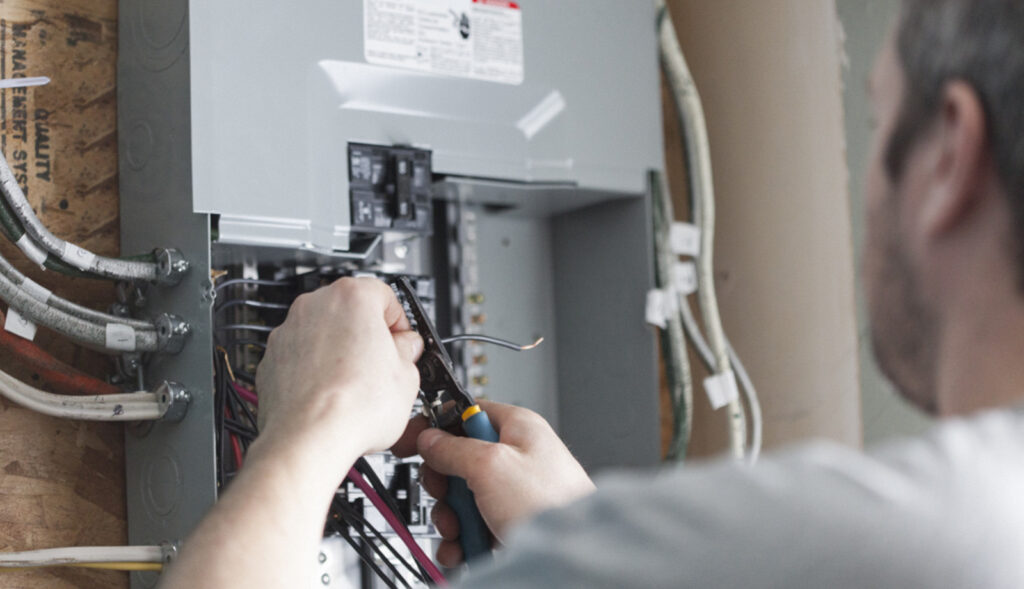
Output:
top-left (255, 277), bottom-right (424, 470)
top-left (393, 401), bottom-right (595, 567)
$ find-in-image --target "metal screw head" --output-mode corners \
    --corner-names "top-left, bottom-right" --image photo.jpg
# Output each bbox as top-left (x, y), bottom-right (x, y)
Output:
top-left (394, 243), bottom-right (409, 259)
top-left (321, 573), bottom-right (330, 585)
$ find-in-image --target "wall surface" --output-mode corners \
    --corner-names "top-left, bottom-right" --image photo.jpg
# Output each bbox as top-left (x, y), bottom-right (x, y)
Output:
top-left (664, 0), bottom-right (863, 457)
top-left (0, 2), bottom-right (128, 588)
top-left (835, 0), bottom-right (933, 445)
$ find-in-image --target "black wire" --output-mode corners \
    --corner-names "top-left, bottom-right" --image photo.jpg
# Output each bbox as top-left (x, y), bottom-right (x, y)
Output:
top-left (354, 458), bottom-right (409, 528)
top-left (214, 299), bottom-right (290, 314)
top-left (217, 324), bottom-right (275, 334)
top-left (225, 380), bottom-right (259, 433)
top-left (327, 518), bottom-right (400, 589)
top-left (214, 278), bottom-right (292, 293)
top-left (223, 420), bottom-right (258, 440)
top-left (335, 499), bottom-right (425, 584)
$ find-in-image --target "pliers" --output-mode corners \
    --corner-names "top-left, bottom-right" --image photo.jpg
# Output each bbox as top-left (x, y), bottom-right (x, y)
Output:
top-left (390, 277), bottom-right (498, 563)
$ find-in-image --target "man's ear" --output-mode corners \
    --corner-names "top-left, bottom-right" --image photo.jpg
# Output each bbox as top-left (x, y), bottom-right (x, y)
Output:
top-left (919, 81), bottom-right (990, 238)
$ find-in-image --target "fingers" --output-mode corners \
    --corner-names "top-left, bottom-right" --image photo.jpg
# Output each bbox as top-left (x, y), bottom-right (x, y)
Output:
top-left (328, 277), bottom-right (412, 332)
top-left (392, 416), bottom-right (430, 457)
top-left (435, 540), bottom-right (464, 569)
top-left (430, 501), bottom-right (459, 541)
top-left (419, 464), bottom-right (447, 499)
top-left (417, 428), bottom-right (509, 480)
top-left (392, 330), bottom-right (424, 363)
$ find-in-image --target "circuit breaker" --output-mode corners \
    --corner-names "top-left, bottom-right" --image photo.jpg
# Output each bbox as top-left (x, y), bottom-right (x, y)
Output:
top-left (117, 1), bottom-right (663, 587)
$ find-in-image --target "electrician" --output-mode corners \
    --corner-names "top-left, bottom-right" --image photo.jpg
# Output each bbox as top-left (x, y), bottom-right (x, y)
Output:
top-left (161, 0), bottom-right (1024, 586)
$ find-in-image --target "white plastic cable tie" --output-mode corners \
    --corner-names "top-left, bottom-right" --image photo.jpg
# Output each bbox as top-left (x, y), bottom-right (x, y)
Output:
top-left (0, 76), bottom-right (50, 90)
top-left (5, 307), bottom-right (37, 341)
top-left (105, 323), bottom-right (136, 352)
top-left (669, 222), bottom-right (701, 257)
top-left (672, 261), bottom-right (698, 295)
top-left (15, 234), bottom-right (48, 267)
top-left (20, 277), bottom-right (52, 303)
top-left (704, 369), bottom-right (739, 411)
top-left (645, 288), bottom-right (679, 329)
top-left (64, 244), bottom-right (97, 272)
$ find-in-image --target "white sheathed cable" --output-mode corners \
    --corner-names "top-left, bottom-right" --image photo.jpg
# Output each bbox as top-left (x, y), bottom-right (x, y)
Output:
top-left (658, 0), bottom-right (746, 459)
top-left (0, 546), bottom-right (163, 567)
top-left (0, 150), bottom-right (160, 281)
top-left (0, 368), bottom-right (164, 421)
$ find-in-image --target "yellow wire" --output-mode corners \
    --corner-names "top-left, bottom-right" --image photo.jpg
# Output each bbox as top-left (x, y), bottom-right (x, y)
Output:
top-left (0, 562), bottom-right (163, 572)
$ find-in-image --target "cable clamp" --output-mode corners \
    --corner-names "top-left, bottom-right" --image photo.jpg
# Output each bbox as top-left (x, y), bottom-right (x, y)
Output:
top-left (669, 222), bottom-right (701, 257)
top-left (156, 314), bottom-right (191, 354)
top-left (645, 288), bottom-right (679, 329)
top-left (157, 382), bottom-right (191, 423)
top-left (704, 370), bottom-right (739, 410)
top-left (672, 261), bottom-right (698, 295)
top-left (159, 541), bottom-right (180, 564)
top-left (153, 248), bottom-right (190, 286)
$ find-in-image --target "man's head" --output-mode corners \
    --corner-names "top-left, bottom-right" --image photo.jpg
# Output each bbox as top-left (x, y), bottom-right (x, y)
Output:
top-left (864, 0), bottom-right (1024, 414)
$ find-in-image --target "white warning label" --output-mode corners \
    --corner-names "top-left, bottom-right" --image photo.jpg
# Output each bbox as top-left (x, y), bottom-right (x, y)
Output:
top-left (364, 0), bottom-right (525, 85)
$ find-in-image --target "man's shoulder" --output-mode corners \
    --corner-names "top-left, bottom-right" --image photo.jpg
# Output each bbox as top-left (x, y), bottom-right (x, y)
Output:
top-left (468, 407), bottom-right (1024, 589)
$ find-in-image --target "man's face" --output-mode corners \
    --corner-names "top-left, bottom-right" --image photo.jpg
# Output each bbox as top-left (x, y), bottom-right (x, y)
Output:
top-left (863, 34), bottom-right (939, 413)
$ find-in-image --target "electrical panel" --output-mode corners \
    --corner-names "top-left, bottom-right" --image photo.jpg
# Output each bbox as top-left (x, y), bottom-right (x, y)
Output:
top-left (117, 1), bottom-right (663, 587)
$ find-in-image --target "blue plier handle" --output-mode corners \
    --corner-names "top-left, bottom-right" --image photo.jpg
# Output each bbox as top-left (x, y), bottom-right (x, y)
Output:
top-left (390, 277), bottom-right (497, 563)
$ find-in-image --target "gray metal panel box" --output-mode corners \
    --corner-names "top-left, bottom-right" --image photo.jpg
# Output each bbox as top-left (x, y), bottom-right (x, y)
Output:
top-left (118, 1), bottom-right (663, 586)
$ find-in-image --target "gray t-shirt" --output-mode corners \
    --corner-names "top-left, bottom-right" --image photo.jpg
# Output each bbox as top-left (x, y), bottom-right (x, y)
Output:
top-left (460, 407), bottom-right (1024, 588)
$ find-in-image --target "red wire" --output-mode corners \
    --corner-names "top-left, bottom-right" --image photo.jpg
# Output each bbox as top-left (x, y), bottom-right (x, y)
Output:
top-left (230, 434), bottom-right (244, 469)
top-left (348, 468), bottom-right (448, 585)
top-left (0, 309), bottom-right (122, 396)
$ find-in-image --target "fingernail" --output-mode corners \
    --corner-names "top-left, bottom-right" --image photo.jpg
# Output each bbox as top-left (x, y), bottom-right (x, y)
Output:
top-left (419, 428), bottom-right (443, 452)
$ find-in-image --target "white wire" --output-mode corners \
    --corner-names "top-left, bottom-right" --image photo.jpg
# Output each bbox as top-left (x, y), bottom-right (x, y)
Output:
top-left (658, 0), bottom-right (746, 459)
top-left (0, 369), bottom-right (164, 421)
top-left (0, 546), bottom-right (163, 567)
top-left (678, 299), bottom-right (763, 463)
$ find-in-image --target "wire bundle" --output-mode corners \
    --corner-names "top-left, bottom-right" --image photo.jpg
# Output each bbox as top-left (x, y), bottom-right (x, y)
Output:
top-left (656, 0), bottom-right (764, 463)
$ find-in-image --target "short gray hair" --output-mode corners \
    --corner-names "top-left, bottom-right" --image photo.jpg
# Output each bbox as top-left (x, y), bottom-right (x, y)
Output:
top-left (888, 0), bottom-right (1024, 282)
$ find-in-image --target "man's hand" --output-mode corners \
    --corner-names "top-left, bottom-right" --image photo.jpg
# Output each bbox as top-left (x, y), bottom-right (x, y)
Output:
top-left (393, 401), bottom-right (596, 567)
top-left (254, 277), bottom-right (424, 472)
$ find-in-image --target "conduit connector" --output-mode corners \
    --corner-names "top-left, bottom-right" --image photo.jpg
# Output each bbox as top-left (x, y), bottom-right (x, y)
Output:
top-left (157, 381), bottom-right (191, 423)
top-left (153, 248), bottom-right (190, 286)
top-left (156, 314), bottom-right (191, 354)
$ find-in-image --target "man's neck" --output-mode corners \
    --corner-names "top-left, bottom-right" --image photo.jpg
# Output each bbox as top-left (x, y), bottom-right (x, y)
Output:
top-left (935, 293), bottom-right (1024, 416)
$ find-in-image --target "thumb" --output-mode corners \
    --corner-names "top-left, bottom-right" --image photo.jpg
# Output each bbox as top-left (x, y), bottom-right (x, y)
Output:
top-left (392, 331), bottom-right (424, 363)
top-left (418, 428), bottom-right (502, 480)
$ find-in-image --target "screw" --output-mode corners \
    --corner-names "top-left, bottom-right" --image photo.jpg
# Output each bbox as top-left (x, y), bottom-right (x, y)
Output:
top-left (318, 552), bottom-right (327, 564)
top-left (321, 573), bottom-right (330, 585)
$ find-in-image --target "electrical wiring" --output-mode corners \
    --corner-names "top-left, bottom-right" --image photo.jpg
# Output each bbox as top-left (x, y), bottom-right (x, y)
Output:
top-left (332, 498), bottom-right (427, 585)
top-left (327, 519), bottom-right (400, 589)
top-left (651, 171), bottom-right (694, 461)
top-left (0, 268), bottom-right (161, 352)
top-left (331, 499), bottom-right (421, 588)
top-left (678, 300), bottom-right (764, 463)
top-left (215, 299), bottom-right (290, 314)
top-left (658, 0), bottom-right (747, 460)
top-left (214, 278), bottom-right (292, 293)
top-left (0, 367), bottom-right (165, 421)
top-left (440, 334), bottom-right (543, 351)
top-left (0, 311), bottom-right (121, 396)
top-left (0, 249), bottom-right (155, 331)
top-left (0, 546), bottom-right (164, 570)
top-left (231, 382), bottom-right (259, 406)
top-left (0, 151), bottom-right (161, 282)
top-left (347, 468), bottom-right (447, 586)
top-left (0, 193), bottom-right (97, 279)
top-left (217, 324), bottom-right (275, 334)
top-left (354, 458), bottom-right (408, 529)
